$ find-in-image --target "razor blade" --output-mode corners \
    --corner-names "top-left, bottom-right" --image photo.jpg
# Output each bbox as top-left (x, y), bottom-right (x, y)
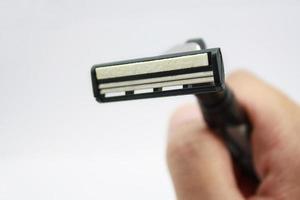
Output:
top-left (91, 48), bottom-right (225, 102)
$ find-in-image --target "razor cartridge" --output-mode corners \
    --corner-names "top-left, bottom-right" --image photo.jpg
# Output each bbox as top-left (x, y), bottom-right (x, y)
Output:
top-left (91, 48), bottom-right (225, 102)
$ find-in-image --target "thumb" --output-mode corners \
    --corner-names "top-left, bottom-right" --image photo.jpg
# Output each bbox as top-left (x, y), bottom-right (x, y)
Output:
top-left (167, 104), bottom-right (244, 200)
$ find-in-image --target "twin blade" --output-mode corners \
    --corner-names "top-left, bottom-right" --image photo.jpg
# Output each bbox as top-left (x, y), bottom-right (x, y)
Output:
top-left (91, 48), bottom-right (225, 102)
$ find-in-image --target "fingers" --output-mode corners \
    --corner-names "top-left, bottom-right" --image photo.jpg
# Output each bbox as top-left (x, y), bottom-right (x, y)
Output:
top-left (167, 70), bottom-right (300, 199)
top-left (167, 104), bottom-right (244, 200)
top-left (226, 70), bottom-right (300, 178)
top-left (227, 70), bottom-right (300, 198)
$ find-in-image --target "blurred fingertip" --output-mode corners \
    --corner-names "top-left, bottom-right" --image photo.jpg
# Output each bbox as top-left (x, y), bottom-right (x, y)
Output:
top-left (227, 69), bottom-right (259, 85)
top-left (168, 103), bottom-right (203, 132)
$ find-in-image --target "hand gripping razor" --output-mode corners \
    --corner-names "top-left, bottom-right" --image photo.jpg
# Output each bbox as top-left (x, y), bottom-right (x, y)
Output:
top-left (91, 38), bottom-right (259, 182)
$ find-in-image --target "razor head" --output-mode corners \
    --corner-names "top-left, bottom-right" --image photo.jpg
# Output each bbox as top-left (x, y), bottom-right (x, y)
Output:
top-left (91, 48), bottom-right (225, 102)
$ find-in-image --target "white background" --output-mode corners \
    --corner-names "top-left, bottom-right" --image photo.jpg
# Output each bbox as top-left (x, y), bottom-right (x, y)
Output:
top-left (0, 0), bottom-right (299, 199)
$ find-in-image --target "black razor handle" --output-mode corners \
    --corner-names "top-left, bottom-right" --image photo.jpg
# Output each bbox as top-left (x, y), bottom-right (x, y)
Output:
top-left (197, 88), bottom-right (259, 182)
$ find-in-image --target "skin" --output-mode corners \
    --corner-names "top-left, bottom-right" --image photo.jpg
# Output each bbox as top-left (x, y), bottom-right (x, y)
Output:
top-left (167, 70), bottom-right (300, 200)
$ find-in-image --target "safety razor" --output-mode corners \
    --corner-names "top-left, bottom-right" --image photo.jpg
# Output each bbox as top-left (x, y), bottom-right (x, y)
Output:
top-left (91, 39), bottom-right (259, 182)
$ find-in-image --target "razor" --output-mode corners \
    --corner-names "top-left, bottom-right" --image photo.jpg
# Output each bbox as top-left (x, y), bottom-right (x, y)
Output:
top-left (91, 39), bottom-right (259, 182)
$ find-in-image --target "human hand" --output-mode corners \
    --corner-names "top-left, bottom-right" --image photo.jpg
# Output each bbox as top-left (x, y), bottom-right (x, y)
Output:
top-left (167, 70), bottom-right (300, 200)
